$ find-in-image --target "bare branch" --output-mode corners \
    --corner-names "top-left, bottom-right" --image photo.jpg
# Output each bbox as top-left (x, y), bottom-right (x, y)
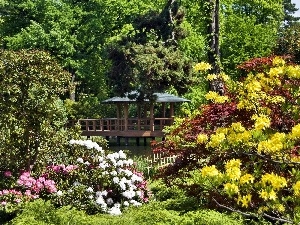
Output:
top-left (212, 198), bottom-right (293, 224)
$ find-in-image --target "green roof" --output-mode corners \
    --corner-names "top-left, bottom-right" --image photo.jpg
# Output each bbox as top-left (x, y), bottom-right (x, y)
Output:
top-left (102, 92), bottom-right (190, 104)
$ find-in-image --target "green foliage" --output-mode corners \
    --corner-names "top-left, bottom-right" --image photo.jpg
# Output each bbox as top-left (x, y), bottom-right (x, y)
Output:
top-left (283, 0), bottom-right (300, 26)
top-left (180, 210), bottom-right (243, 225)
top-left (64, 94), bottom-right (114, 119)
top-left (220, 0), bottom-right (284, 77)
top-left (178, 20), bottom-right (206, 61)
top-left (274, 23), bottom-right (300, 64)
top-left (0, 49), bottom-right (78, 172)
top-left (107, 1), bottom-right (194, 99)
top-left (0, 0), bottom-right (166, 118)
top-left (6, 199), bottom-right (246, 225)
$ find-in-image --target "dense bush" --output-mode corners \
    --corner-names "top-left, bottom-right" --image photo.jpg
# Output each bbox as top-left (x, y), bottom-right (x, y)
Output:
top-left (0, 139), bottom-right (149, 222)
top-left (0, 50), bottom-right (76, 173)
top-left (6, 199), bottom-right (246, 225)
top-left (153, 57), bottom-right (300, 223)
top-left (49, 140), bottom-right (149, 215)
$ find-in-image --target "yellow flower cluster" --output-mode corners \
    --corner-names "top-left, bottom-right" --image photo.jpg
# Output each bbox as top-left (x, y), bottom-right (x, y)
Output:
top-left (245, 80), bottom-right (262, 92)
top-left (239, 174), bottom-right (255, 185)
top-left (257, 132), bottom-right (286, 154)
top-left (293, 181), bottom-right (300, 196)
top-left (251, 115), bottom-right (271, 131)
top-left (219, 72), bottom-right (230, 81)
top-left (207, 132), bottom-right (226, 148)
top-left (259, 189), bottom-right (277, 201)
top-left (196, 133), bottom-right (208, 144)
top-left (237, 194), bottom-right (252, 208)
top-left (205, 91), bottom-right (229, 104)
top-left (272, 57), bottom-right (285, 67)
top-left (194, 62), bottom-right (212, 72)
top-left (227, 130), bottom-right (252, 144)
top-left (231, 122), bottom-right (245, 133)
top-left (290, 124), bottom-right (300, 139)
top-left (224, 183), bottom-right (239, 196)
top-left (258, 206), bottom-right (269, 214)
top-left (285, 65), bottom-right (300, 79)
top-left (236, 69), bottom-right (284, 111)
top-left (225, 159), bottom-right (241, 168)
top-left (274, 204), bottom-right (285, 212)
top-left (216, 127), bottom-right (228, 135)
top-left (206, 72), bottom-right (230, 82)
top-left (225, 159), bottom-right (241, 181)
top-left (266, 95), bottom-right (285, 104)
top-left (201, 165), bottom-right (220, 177)
top-left (206, 74), bottom-right (217, 81)
top-left (225, 123), bottom-right (252, 145)
top-left (236, 77), bottom-right (267, 110)
top-left (268, 67), bottom-right (284, 79)
top-left (260, 173), bottom-right (287, 190)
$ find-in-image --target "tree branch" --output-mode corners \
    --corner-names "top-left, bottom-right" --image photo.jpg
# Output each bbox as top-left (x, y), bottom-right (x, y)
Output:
top-left (212, 198), bottom-right (293, 224)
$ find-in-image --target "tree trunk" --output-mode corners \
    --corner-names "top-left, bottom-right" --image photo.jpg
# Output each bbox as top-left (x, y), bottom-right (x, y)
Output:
top-left (207, 0), bottom-right (224, 95)
top-left (69, 73), bottom-right (76, 101)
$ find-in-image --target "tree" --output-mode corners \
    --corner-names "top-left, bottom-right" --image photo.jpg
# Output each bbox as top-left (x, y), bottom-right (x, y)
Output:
top-left (0, 50), bottom-right (73, 172)
top-left (283, 0), bottom-right (300, 26)
top-left (107, 0), bottom-right (194, 100)
top-left (220, 0), bottom-right (284, 77)
top-left (274, 23), bottom-right (300, 64)
top-left (0, 0), bottom-right (166, 117)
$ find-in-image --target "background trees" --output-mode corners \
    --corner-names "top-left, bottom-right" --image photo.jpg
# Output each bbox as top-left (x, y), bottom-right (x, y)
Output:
top-left (107, 0), bottom-right (194, 100)
top-left (0, 0), bottom-right (297, 118)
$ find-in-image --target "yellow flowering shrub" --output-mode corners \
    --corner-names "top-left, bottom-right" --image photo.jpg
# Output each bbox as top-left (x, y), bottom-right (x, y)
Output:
top-left (156, 57), bottom-right (300, 224)
top-left (237, 194), bottom-right (252, 208)
top-left (205, 91), bottom-right (229, 104)
top-left (293, 181), bottom-right (300, 196)
top-left (224, 183), bottom-right (239, 196)
top-left (239, 174), bottom-right (254, 185)
top-left (196, 133), bottom-right (208, 144)
top-left (201, 165), bottom-right (220, 177)
top-left (194, 62), bottom-right (212, 72)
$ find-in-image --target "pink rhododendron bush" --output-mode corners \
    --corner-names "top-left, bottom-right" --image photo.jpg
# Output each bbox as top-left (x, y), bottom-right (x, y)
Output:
top-left (0, 140), bottom-right (149, 216)
top-left (153, 57), bottom-right (300, 224)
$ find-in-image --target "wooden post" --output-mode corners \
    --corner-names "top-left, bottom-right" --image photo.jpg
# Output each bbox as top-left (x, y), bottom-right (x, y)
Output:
top-left (116, 104), bottom-right (121, 130)
top-left (170, 102), bottom-right (174, 117)
top-left (150, 103), bottom-right (154, 131)
top-left (124, 103), bottom-right (129, 131)
top-left (137, 104), bottom-right (141, 130)
top-left (162, 102), bottom-right (166, 118)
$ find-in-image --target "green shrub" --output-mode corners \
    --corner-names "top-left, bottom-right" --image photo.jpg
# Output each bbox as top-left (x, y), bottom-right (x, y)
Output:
top-left (6, 199), bottom-right (249, 225)
top-left (180, 210), bottom-right (244, 225)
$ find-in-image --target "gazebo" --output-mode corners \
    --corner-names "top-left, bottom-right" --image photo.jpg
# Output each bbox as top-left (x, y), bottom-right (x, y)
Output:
top-left (101, 92), bottom-right (190, 145)
top-left (67, 92), bottom-right (190, 145)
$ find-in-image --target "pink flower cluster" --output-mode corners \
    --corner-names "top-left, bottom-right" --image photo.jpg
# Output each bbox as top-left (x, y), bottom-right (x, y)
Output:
top-left (47, 164), bottom-right (78, 174)
top-left (0, 189), bottom-right (22, 197)
top-left (0, 189), bottom-right (24, 206)
top-left (3, 171), bottom-right (12, 177)
top-left (132, 171), bottom-right (149, 203)
top-left (17, 172), bottom-right (57, 194)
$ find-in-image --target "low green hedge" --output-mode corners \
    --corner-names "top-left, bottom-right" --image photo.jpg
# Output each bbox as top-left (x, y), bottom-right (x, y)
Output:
top-left (4, 199), bottom-right (248, 225)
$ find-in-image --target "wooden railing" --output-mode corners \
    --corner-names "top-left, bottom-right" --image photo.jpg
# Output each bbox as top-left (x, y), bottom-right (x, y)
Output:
top-left (66, 117), bottom-right (174, 132)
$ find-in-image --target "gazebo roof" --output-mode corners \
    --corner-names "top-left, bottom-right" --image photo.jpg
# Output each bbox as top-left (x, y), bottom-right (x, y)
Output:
top-left (102, 92), bottom-right (190, 104)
